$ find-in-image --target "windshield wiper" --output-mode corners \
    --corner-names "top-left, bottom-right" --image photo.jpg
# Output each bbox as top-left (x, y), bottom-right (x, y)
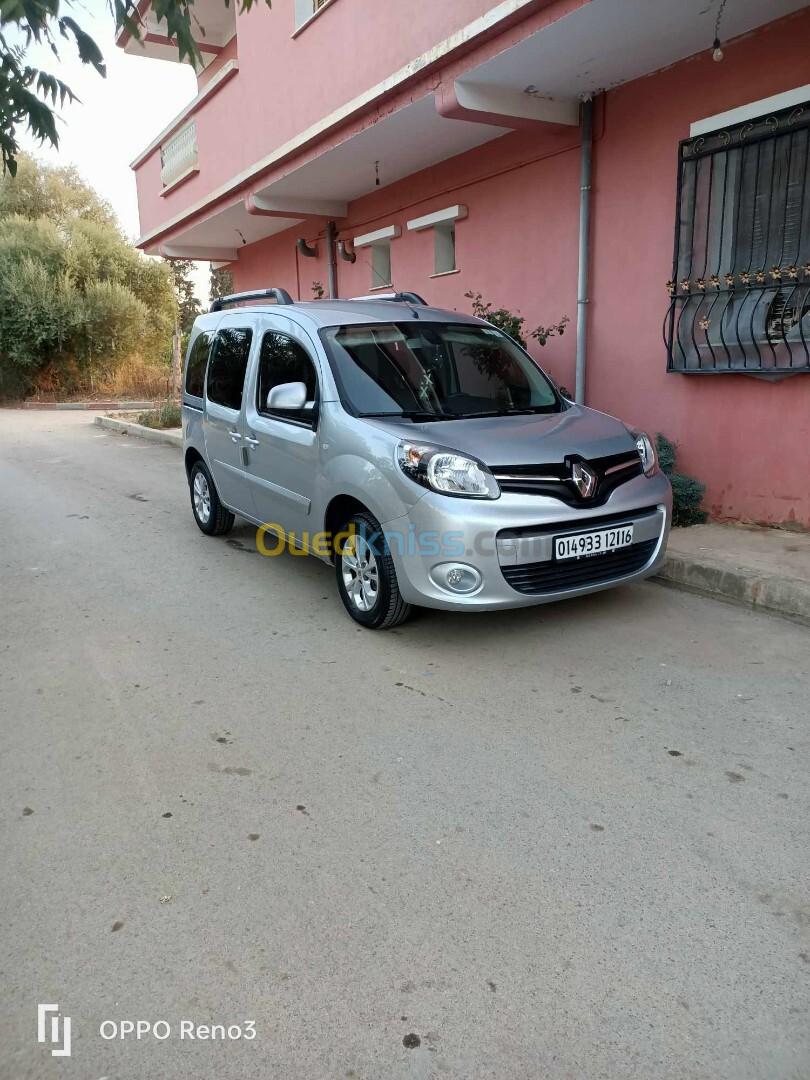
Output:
top-left (358, 410), bottom-right (455, 421)
top-left (358, 405), bottom-right (558, 421)
top-left (454, 406), bottom-right (558, 418)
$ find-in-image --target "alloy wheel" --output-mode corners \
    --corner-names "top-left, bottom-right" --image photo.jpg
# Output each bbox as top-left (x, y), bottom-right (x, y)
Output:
top-left (341, 534), bottom-right (380, 612)
top-left (192, 471), bottom-right (211, 524)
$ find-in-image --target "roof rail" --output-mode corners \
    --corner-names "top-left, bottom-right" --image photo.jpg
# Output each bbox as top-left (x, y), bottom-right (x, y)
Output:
top-left (347, 291), bottom-right (428, 305)
top-left (210, 288), bottom-right (294, 312)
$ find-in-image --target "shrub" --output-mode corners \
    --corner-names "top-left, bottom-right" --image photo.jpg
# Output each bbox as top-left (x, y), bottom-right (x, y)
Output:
top-left (656, 434), bottom-right (707, 527)
top-left (0, 156), bottom-right (177, 400)
top-left (138, 400), bottom-right (181, 429)
top-left (466, 291), bottom-right (528, 346)
top-left (465, 291), bottom-right (569, 350)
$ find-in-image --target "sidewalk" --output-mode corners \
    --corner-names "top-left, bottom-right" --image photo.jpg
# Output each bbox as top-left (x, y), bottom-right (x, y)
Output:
top-left (93, 414), bottom-right (182, 448)
top-left (656, 522), bottom-right (810, 625)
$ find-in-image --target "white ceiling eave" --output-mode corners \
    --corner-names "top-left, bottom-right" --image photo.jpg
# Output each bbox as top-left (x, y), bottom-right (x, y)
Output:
top-left (462, 0), bottom-right (808, 101)
top-left (142, 0), bottom-right (804, 254)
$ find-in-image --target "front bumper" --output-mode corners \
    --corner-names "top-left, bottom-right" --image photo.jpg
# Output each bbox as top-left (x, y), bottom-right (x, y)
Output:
top-left (382, 471), bottom-right (672, 611)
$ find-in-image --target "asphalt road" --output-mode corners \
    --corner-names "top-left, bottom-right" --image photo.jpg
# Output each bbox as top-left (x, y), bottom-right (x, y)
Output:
top-left (1, 409), bottom-right (808, 1080)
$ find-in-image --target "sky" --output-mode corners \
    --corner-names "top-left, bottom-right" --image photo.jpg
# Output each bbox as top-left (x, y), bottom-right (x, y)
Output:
top-left (18, 2), bottom-right (210, 299)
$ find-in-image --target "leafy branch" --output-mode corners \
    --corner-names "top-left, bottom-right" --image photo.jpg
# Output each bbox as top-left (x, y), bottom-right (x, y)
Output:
top-left (465, 290), bottom-right (569, 349)
top-left (0, 1), bottom-right (271, 174)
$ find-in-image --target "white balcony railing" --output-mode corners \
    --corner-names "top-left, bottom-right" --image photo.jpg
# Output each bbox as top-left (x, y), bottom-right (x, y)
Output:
top-left (295, 0), bottom-right (331, 28)
top-left (160, 121), bottom-right (198, 188)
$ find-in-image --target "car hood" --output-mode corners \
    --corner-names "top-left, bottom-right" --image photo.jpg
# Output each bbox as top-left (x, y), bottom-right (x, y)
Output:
top-left (363, 404), bottom-right (637, 466)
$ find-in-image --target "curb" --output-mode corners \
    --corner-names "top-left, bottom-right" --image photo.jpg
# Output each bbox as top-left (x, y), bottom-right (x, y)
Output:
top-left (24, 400), bottom-right (161, 411)
top-left (654, 552), bottom-right (810, 626)
top-left (94, 415), bottom-right (182, 449)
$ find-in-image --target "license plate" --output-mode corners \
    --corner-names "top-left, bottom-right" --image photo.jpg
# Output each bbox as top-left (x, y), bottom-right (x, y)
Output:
top-left (554, 524), bottom-right (634, 560)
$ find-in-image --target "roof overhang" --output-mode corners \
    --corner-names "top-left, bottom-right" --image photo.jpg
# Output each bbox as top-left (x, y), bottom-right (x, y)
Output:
top-left (145, 95), bottom-right (513, 259)
top-left (446, 0), bottom-right (809, 107)
top-left (146, 0), bottom-right (807, 261)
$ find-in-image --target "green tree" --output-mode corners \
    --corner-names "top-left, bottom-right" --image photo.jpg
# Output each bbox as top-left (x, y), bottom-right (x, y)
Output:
top-left (0, 157), bottom-right (176, 398)
top-left (167, 259), bottom-right (201, 335)
top-left (0, 1), bottom-right (272, 174)
top-left (166, 258), bottom-right (201, 395)
top-left (209, 265), bottom-right (234, 303)
top-left (0, 152), bottom-right (115, 226)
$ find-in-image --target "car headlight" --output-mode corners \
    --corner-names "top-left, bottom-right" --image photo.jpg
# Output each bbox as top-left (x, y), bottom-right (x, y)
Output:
top-left (397, 443), bottom-right (500, 499)
top-left (632, 430), bottom-right (658, 476)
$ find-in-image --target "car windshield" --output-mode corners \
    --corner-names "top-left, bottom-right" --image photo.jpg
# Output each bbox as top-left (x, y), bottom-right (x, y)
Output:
top-left (320, 322), bottom-right (562, 419)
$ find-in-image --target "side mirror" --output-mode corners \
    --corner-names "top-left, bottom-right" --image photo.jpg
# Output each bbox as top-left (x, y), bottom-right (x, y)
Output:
top-left (267, 381), bottom-right (307, 411)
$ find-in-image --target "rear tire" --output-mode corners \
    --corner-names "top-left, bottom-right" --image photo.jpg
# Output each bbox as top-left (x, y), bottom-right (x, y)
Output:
top-left (335, 511), bottom-right (412, 629)
top-left (189, 460), bottom-right (234, 536)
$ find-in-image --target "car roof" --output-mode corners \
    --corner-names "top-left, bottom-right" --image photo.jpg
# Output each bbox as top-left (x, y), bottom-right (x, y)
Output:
top-left (193, 299), bottom-right (484, 332)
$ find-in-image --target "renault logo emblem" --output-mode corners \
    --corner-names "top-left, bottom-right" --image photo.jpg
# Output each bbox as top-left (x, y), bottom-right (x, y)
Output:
top-left (571, 461), bottom-right (598, 498)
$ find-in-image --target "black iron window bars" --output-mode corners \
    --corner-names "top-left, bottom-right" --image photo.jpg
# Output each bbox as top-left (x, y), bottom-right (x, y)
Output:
top-left (665, 100), bottom-right (810, 375)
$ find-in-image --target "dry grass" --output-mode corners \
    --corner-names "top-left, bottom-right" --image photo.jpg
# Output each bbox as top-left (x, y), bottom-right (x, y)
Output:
top-left (101, 356), bottom-right (173, 400)
top-left (28, 354), bottom-right (172, 402)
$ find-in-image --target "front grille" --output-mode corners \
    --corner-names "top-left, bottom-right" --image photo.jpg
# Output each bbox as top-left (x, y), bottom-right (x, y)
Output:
top-left (491, 451), bottom-right (642, 507)
top-left (501, 539), bottom-right (658, 595)
top-left (498, 506), bottom-right (659, 540)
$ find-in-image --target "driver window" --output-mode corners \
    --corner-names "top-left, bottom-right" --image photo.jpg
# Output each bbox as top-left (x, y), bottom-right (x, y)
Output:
top-left (257, 331), bottom-right (318, 423)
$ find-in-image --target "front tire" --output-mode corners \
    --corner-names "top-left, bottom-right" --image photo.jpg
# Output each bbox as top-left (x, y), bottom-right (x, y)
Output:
top-left (189, 460), bottom-right (234, 536)
top-left (335, 511), bottom-right (412, 629)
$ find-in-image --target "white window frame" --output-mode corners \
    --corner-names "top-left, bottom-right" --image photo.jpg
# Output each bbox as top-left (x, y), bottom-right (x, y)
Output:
top-left (690, 85), bottom-right (810, 137)
top-left (407, 205), bottom-right (467, 276)
top-left (354, 225), bottom-right (401, 290)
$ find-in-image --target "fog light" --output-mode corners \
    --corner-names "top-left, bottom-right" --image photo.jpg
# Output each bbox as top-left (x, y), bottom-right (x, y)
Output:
top-left (431, 562), bottom-right (482, 595)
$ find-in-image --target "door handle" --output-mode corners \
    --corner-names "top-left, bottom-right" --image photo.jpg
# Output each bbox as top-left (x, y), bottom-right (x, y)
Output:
top-left (244, 435), bottom-right (259, 448)
top-left (228, 429), bottom-right (242, 442)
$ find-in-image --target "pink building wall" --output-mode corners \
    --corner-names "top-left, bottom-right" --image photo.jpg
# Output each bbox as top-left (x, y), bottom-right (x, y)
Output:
top-left (588, 13), bottom-right (810, 528)
top-left (230, 8), bottom-right (810, 528)
top-left (134, 0), bottom-right (540, 237)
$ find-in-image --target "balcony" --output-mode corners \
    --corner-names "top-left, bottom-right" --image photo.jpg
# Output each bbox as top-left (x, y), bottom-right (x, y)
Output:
top-left (159, 121), bottom-right (198, 191)
top-left (116, 0), bottom-right (236, 69)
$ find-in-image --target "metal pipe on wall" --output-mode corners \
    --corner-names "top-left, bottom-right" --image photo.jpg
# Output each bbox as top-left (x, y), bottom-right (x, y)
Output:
top-left (326, 220), bottom-right (338, 299)
top-left (575, 96), bottom-right (594, 405)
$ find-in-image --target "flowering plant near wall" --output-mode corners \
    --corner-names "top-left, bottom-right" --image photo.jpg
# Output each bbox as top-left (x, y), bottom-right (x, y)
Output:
top-left (465, 291), bottom-right (569, 350)
top-left (465, 291), bottom-right (571, 395)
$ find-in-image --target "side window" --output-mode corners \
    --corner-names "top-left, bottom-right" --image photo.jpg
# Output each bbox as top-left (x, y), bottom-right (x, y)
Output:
top-left (257, 331), bottom-right (318, 423)
top-left (185, 331), bottom-right (213, 398)
top-left (371, 241), bottom-right (392, 288)
top-left (206, 327), bottom-right (253, 410)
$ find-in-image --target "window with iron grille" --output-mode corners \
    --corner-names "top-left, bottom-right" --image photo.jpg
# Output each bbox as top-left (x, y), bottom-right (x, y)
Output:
top-left (665, 100), bottom-right (810, 375)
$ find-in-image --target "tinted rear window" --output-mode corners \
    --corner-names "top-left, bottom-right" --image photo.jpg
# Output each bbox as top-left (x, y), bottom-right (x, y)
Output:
top-left (206, 327), bottom-right (253, 411)
top-left (185, 331), bottom-right (214, 399)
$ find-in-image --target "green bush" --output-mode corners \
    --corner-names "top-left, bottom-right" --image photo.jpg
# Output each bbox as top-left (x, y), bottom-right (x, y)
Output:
top-left (466, 291), bottom-right (529, 346)
top-left (465, 291), bottom-right (569, 350)
top-left (0, 155), bottom-right (177, 400)
top-left (656, 434), bottom-right (707, 527)
top-left (138, 400), bottom-right (181, 429)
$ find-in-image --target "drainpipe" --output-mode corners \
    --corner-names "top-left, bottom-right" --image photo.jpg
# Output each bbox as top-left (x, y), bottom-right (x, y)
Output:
top-left (575, 96), bottom-right (593, 405)
top-left (326, 220), bottom-right (338, 299)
